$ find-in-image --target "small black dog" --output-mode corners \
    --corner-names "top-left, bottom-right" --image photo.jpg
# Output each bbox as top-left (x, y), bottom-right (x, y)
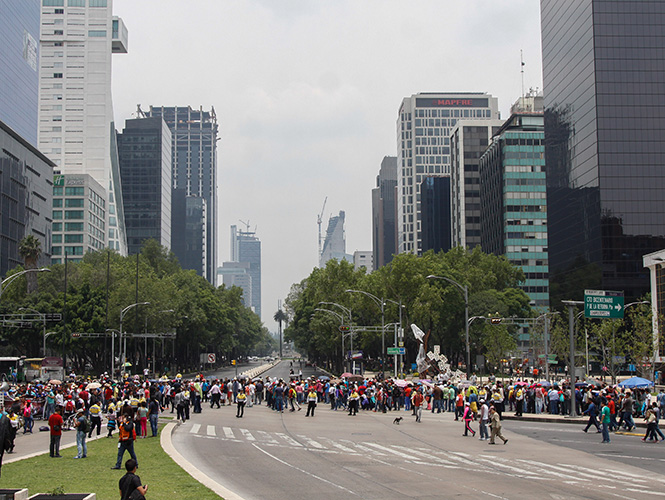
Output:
top-left (393, 417), bottom-right (403, 425)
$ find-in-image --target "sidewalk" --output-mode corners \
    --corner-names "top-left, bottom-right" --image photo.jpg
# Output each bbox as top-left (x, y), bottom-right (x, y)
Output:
top-left (501, 411), bottom-right (646, 430)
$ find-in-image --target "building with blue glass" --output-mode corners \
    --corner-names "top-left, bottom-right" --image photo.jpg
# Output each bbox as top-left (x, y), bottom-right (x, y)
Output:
top-left (0, 0), bottom-right (40, 146)
top-left (480, 112), bottom-right (549, 309)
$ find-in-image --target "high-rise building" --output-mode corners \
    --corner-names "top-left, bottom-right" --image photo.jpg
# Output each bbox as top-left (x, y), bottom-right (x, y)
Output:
top-left (371, 156), bottom-right (397, 270)
top-left (51, 173), bottom-right (105, 264)
top-left (217, 261), bottom-right (252, 309)
top-left (396, 93), bottom-right (500, 255)
top-left (231, 225), bottom-right (261, 319)
top-left (144, 106), bottom-right (218, 285)
top-left (320, 211), bottom-right (352, 267)
top-left (0, 0), bottom-right (40, 146)
top-left (117, 116), bottom-right (172, 255)
top-left (541, 0), bottom-right (665, 303)
top-left (171, 189), bottom-right (206, 275)
top-left (420, 176), bottom-right (452, 255)
top-left (38, 0), bottom-right (128, 256)
top-left (353, 251), bottom-right (373, 272)
top-left (479, 112), bottom-right (549, 308)
top-left (450, 120), bottom-right (505, 249)
top-left (0, 120), bottom-right (54, 274)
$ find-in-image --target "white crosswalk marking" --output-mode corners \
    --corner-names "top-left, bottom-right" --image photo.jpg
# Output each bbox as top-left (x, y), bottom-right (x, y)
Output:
top-left (222, 426), bottom-right (235, 439)
top-left (190, 424), bottom-right (201, 434)
top-left (240, 428), bottom-right (256, 441)
top-left (322, 439), bottom-right (356, 454)
top-left (393, 446), bottom-right (457, 466)
top-left (275, 433), bottom-right (302, 447)
top-left (206, 425), bottom-right (216, 436)
top-left (364, 442), bottom-right (422, 461)
top-left (256, 430), bottom-right (279, 444)
top-left (297, 435), bottom-right (324, 449)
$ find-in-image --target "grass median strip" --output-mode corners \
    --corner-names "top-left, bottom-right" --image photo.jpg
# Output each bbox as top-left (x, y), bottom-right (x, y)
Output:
top-left (1, 426), bottom-right (223, 500)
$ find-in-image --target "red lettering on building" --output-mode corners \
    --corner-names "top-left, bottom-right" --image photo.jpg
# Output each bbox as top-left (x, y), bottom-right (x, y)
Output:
top-left (435, 99), bottom-right (473, 106)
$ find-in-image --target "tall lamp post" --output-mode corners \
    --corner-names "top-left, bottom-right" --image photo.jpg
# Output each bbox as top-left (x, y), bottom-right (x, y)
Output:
top-left (313, 308), bottom-right (346, 373)
top-left (319, 302), bottom-right (354, 372)
top-left (384, 298), bottom-right (405, 378)
top-left (119, 302), bottom-right (149, 375)
top-left (0, 268), bottom-right (50, 299)
top-left (427, 275), bottom-right (470, 378)
top-left (346, 290), bottom-right (385, 375)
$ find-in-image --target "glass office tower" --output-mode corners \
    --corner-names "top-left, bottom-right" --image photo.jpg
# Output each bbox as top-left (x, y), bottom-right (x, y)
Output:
top-left (541, 0), bottom-right (665, 304)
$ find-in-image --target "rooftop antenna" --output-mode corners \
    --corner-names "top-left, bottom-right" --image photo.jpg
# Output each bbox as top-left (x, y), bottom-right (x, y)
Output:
top-left (238, 219), bottom-right (251, 233)
top-left (520, 49), bottom-right (525, 109)
top-left (317, 197), bottom-right (327, 259)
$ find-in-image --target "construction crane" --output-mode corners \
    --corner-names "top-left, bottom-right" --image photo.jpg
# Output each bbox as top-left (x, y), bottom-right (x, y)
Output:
top-left (317, 197), bottom-right (327, 259)
top-left (239, 219), bottom-right (251, 233)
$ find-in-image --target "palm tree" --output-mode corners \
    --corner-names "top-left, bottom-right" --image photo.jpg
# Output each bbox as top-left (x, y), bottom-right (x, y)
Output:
top-left (18, 235), bottom-right (42, 294)
top-left (274, 308), bottom-right (288, 358)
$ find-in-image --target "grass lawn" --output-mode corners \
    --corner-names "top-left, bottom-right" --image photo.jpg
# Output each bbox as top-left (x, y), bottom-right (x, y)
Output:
top-left (1, 425), bottom-right (223, 500)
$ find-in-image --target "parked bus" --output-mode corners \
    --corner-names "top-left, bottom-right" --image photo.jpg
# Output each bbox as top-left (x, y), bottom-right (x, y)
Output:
top-left (24, 358), bottom-right (44, 381)
top-left (40, 357), bottom-right (64, 381)
top-left (0, 357), bottom-right (23, 382)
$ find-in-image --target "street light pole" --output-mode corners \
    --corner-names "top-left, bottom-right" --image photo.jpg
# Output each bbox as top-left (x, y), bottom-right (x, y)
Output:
top-left (314, 308), bottom-right (346, 373)
top-left (0, 268), bottom-right (50, 299)
top-left (119, 302), bottom-right (149, 376)
top-left (427, 275), bottom-right (470, 378)
top-left (345, 290), bottom-right (385, 376)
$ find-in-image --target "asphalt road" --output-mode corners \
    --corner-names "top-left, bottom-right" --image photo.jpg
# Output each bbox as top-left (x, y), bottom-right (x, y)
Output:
top-left (171, 362), bottom-right (665, 500)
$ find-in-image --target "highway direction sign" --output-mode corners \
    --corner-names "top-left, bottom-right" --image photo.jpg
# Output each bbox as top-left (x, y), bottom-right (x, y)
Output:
top-left (387, 347), bottom-right (406, 355)
top-left (584, 290), bottom-right (624, 318)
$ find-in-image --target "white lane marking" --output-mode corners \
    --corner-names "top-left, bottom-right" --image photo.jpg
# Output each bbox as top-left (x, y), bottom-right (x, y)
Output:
top-left (339, 438), bottom-right (386, 456)
top-left (364, 442), bottom-right (422, 461)
top-left (394, 446), bottom-right (459, 466)
top-left (514, 459), bottom-right (590, 482)
top-left (190, 424), bottom-right (201, 434)
top-left (296, 434), bottom-right (324, 449)
top-left (275, 433), bottom-right (302, 447)
top-left (223, 427), bottom-right (235, 439)
top-left (240, 428), bottom-right (255, 441)
top-left (324, 439), bottom-right (357, 454)
top-left (251, 443), bottom-right (360, 496)
top-left (255, 430), bottom-right (279, 444)
top-left (206, 425), bottom-right (216, 437)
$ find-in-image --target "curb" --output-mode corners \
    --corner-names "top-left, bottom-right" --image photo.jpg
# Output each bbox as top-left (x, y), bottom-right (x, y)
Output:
top-left (161, 421), bottom-right (245, 500)
top-left (501, 414), bottom-right (646, 428)
top-left (3, 431), bottom-right (105, 465)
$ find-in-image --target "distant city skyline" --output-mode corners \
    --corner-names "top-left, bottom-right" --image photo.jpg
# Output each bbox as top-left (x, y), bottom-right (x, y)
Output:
top-left (111, 0), bottom-right (544, 332)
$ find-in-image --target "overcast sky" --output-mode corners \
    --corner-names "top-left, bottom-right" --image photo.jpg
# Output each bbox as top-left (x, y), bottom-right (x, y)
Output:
top-left (112, 0), bottom-right (543, 333)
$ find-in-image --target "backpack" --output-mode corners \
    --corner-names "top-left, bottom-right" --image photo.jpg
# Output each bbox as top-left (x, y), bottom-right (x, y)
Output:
top-left (78, 416), bottom-right (90, 433)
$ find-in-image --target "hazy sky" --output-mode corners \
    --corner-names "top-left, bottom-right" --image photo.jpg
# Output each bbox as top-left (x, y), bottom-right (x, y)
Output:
top-left (112, 0), bottom-right (543, 333)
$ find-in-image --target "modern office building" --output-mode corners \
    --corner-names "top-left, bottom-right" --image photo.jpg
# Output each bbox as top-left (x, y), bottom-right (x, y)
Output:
top-left (171, 188), bottom-right (206, 275)
top-left (144, 106), bottom-right (218, 285)
top-left (319, 211), bottom-right (352, 267)
top-left (541, 0), bottom-right (665, 304)
top-left (38, 0), bottom-right (128, 255)
top-left (230, 225), bottom-right (261, 319)
top-left (420, 176), bottom-right (452, 255)
top-left (371, 156), bottom-right (397, 270)
top-left (51, 173), bottom-right (106, 264)
top-left (450, 120), bottom-right (505, 249)
top-left (217, 261), bottom-right (253, 309)
top-left (479, 112), bottom-right (549, 308)
top-left (117, 116), bottom-right (172, 255)
top-left (0, 0), bottom-right (40, 146)
top-left (396, 93), bottom-right (500, 255)
top-left (0, 120), bottom-right (54, 274)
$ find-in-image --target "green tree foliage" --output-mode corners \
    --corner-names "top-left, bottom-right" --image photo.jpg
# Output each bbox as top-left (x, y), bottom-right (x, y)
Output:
top-left (18, 235), bottom-right (42, 294)
top-left (0, 240), bottom-right (270, 376)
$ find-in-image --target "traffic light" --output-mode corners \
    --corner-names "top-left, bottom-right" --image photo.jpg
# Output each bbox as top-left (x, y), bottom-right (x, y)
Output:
top-left (71, 333), bottom-right (81, 338)
top-left (231, 359), bottom-right (236, 366)
top-left (339, 325), bottom-right (350, 332)
top-left (490, 318), bottom-right (502, 324)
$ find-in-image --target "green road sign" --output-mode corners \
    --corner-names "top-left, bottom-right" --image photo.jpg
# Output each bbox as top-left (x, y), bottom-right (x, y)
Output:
top-left (387, 347), bottom-right (405, 355)
top-left (584, 289), bottom-right (624, 318)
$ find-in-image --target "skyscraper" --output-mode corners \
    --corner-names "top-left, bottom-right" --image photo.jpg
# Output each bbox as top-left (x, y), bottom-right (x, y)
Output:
top-left (396, 93), bottom-right (500, 255)
top-left (420, 176), bottom-right (452, 255)
top-left (320, 211), bottom-right (351, 267)
top-left (38, 0), bottom-right (128, 255)
top-left (541, 0), bottom-right (665, 303)
top-left (117, 116), bottom-right (172, 255)
top-left (144, 106), bottom-right (218, 285)
top-left (230, 225), bottom-right (261, 319)
top-left (0, 0), bottom-right (40, 146)
top-left (371, 156), bottom-right (397, 270)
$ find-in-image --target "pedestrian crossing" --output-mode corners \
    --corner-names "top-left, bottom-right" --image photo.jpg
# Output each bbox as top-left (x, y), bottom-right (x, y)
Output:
top-left (183, 423), bottom-right (665, 494)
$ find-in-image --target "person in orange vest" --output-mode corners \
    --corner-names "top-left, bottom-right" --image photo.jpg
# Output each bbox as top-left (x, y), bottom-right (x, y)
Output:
top-left (111, 414), bottom-right (137, 469)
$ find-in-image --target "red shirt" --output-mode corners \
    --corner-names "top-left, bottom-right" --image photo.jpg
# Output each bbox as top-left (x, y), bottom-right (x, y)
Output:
top-left (48, 413), bottom-right (64, 436)
top-left (413, 392), bottom-right (424, 408)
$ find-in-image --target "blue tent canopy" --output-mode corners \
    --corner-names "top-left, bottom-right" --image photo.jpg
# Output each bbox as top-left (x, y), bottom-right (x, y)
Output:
top-left (618, 376), bottom-right (654, 389)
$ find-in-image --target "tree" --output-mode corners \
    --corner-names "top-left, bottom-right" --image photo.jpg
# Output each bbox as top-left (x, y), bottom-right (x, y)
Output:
top-left (274, 308), bottom-right (287, 358)
top-left (481, 323), bottom-right (517, 376)
top-left (18, 235), bottom-right (42, 294)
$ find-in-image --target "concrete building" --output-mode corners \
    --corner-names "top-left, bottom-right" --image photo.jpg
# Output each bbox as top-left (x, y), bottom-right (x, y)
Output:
top-left (479, 112), bottom-right (549, 308)
top-left (450, 120), bottom-right (505, 249)
top-left (0, 0), bottom-right (40, 146)
top-left (353, 251), bottom-right (373, 272)
top-left (0, 120), bottom-right (54, 274)
top-left (420, 176), bottom-right (452, 255)
top-left (231, 225), bottom-right (261, 319)
top-left (51, 173), bottom-right (106, 264)
top-left (144, 106), bottom-right (218, 285)
top-left (117, 116), bottom-right (172, 255)
top-left (217, 261), bottom-right (253, 309)
top-left (542, 0), bottom-right (665, 304)
top-left (396, 93), bottom-right (499, 255)
top-left (371, 156), bottom-right (397, 270)
top-left (320, 211), bottom-right (352, 267)
top-left (38, 0), bottom-right (128, 255)
top-left (643, 251), bottom-right (665, 366)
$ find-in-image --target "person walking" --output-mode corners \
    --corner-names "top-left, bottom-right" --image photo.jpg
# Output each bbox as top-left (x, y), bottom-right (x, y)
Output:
top-left (413, 388), bottom-right (424, 423)
top-left (148, 397), bottom-right (160, 438)
top-left (600, 399), bottom-right (611, 443)
top-left (48, 406), bottom-right (63, 458)
top-left (620, 390), bottom-right (636, 431)
top-left (22, 400), bottom-right (34, 434)
top-left (73, 409), bottom-right (87, 459)
top-left (489, 406), bottom-right (508, 445)
top-left (112, 414), bottom-right (138, 470)
top-left (478, 399), bottom-right (489, 441)
top-left (88, 401), bottom-right (102, 438)
top-left (462, 402), bottom-right (476, 437)
top-left (305, 388), bottom-right (317, 417)
top-left (236, 390), bottom-right (247, 418)
top-left (582, 399), bottom-right (601, 433)
top-left (348, 388), bottom-right (360, 416)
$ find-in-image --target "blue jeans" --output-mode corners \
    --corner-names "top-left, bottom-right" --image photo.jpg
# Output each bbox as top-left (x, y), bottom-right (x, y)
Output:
top-left (115, 440), bottom-right (137, 468)
top-left (149, 414), bottom-right (159, 437)
top-left (76, 431), bottom-right (87, 457)
top-left (549, 400), bottom-right (558, 414)
top-left (23, 416), bottom-right (33, 433)
top-left (274, 396), bottom-right (283, 412)
top-left (602, 422), bottom-right (610, 442)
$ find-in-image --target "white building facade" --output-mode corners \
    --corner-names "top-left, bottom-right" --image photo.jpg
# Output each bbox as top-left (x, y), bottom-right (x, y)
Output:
top-left (38, 0), bottom-right (128, 255)
top-left (396, 93), bottom-right (499, 255)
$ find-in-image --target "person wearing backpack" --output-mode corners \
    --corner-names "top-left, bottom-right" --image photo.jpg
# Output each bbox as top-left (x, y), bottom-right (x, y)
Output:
top-left (112, 414), bottom-right (138, 469)
top-left (74, 409), bottom-right (88, 459)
